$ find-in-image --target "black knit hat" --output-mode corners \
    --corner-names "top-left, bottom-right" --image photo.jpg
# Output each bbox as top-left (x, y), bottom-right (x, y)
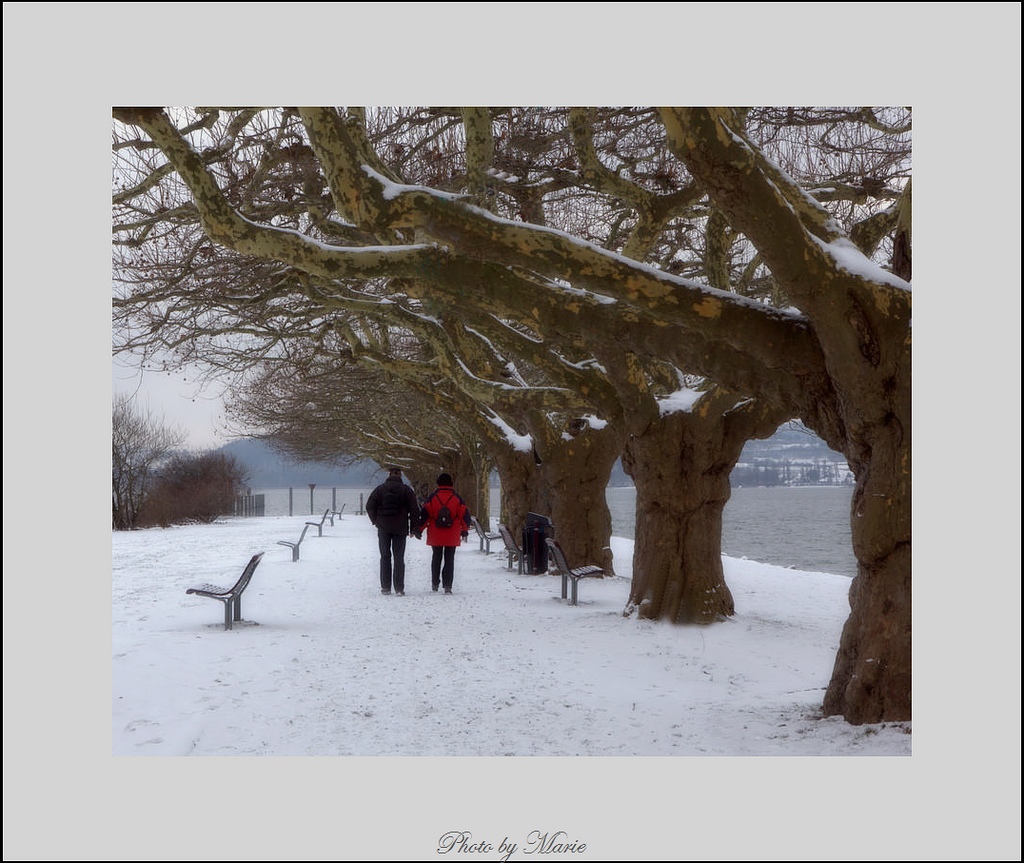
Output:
top-left (437, 472), bottom-right (453, 486)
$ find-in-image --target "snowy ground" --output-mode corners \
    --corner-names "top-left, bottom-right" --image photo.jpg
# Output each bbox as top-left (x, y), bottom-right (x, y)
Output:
top-left (110, 514), bottom-right (910, 758)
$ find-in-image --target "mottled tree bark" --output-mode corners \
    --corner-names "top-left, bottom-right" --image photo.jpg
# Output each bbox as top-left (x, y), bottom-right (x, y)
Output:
top-left (820, 348), bottom-right (912, 722)
top-left (489, 417), bottom-right (621, 575)
top-left (622, 396), bottom-right (789, 623)
top-left (623, 418), bottom-right (735, 623)
top-left (533, 420), bottom-right (621, 576)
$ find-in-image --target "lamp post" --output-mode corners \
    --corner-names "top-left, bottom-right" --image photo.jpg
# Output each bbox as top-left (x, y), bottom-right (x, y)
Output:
top-left (309, 483), bottom-right (316, 515)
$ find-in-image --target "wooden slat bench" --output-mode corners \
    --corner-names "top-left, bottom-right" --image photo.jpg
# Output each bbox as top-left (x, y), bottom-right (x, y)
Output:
top-left (471, 516), bottom-right (501, 554)
top-left (497, 524), bottom-right (524, 573)
top-left (185, 552), bottom-right (265, 630)
top-left (544, 538), bottom-right (604, 606)
top-left (277, 523), bottom-right (311, 561)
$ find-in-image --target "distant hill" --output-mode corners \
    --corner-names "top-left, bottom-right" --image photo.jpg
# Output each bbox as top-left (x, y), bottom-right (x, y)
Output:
top-left (734, 423), bottom-right (850, 486)
top-left (739, 423), bottom-right (845, 462)
top-left (219, 439), bottom-right (380, 489)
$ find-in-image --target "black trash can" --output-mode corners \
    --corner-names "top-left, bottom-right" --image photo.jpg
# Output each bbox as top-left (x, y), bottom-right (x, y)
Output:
top-left (521, 512), bottom-right (554, 574)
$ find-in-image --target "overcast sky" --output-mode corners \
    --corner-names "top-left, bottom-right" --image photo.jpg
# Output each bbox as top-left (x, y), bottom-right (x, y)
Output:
top-left (112, 357), bottom-right (232, 450)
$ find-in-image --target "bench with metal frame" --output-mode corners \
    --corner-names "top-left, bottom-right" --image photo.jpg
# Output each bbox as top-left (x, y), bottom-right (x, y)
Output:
top-left (277, 523), bottom-right (311, 561)
top-left (544, 537), bottom-right (604, 606)
top-left (497, 524), bottom-right (524, 573)
top-left (471, 516), bottom-right (501, 554)
top-left (185, 552), bottom-right (265, 630)
top-left (306, 508), bottom-right (332, 537)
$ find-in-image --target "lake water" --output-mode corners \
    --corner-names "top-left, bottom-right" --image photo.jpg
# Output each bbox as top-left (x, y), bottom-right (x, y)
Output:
top-left (606, 484), bottom-right (856, 578)
top-left (247, 483), bottom-right (857, 579)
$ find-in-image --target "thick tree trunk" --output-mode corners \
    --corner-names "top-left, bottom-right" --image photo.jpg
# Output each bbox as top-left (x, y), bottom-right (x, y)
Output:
top-left (622, 397), bottom-right (791, 623)
top-left (492, 447), bottom-right (548, 539)
top-left (537, 424), bottom-right (620, 576)
top-left (491, 422), bottom-right (620, 575)
top-left (821, 199), bottom-right (912, 722)
top-left (807, 280), bottom-right (911, 724)
top-left (622, 411), bottom-right (736, 623)
top-left (823, 418), bottom-right (911, 723)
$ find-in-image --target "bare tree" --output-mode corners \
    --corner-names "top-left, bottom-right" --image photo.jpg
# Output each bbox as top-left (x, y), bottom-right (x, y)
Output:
top-left (145, 450), bottom-right (249, 526)
top-left (111, 395), bottom-right (185, 529)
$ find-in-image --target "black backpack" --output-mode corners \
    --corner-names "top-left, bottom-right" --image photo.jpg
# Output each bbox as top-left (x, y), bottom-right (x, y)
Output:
top-left (434, 491), bottom-right (455, 528)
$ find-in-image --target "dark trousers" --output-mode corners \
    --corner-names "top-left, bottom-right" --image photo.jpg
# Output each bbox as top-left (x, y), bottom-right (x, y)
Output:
top-left (431, 545), bottom-right (456, 590)
top-left (378, 529), bottom-right (408, 592)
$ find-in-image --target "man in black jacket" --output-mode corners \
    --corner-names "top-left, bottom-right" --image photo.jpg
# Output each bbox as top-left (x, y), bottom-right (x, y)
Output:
top-left (365, 467), bottom-right (422, 596)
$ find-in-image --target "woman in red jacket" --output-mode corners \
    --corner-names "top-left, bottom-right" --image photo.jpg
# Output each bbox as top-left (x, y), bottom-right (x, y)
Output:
top-left (419, 473), bottom-right (471, 593)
